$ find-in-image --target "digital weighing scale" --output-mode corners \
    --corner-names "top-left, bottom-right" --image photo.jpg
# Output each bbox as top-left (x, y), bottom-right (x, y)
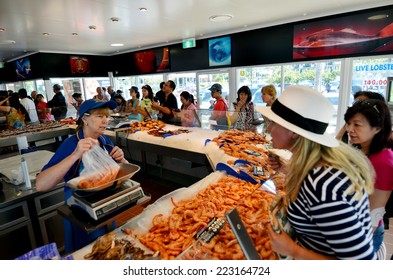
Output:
top-left (66, 179), bottom-right (146, 220)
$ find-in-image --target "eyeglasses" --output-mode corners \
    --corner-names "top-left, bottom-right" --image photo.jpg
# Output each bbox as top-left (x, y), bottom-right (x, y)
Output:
top-left (353, 100), bottom-right (380, 115)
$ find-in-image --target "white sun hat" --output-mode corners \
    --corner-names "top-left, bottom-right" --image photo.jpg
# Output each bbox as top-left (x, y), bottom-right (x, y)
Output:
top-left (256, 85), bottom-right (339, 147)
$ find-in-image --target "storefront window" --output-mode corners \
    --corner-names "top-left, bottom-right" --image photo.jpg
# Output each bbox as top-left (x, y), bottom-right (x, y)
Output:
top-left (118, 74), bottom-right (164, 100)
top-left (82, 77), bottom-right (110, 100)
top-left (50, 78), bottom-right (85, 118)
top-left (168, 72), bottom-right (197, 106)
top-left (236, 65), bottom-right (282, 107)
top-left (352, 56), bottom-right (393, 98)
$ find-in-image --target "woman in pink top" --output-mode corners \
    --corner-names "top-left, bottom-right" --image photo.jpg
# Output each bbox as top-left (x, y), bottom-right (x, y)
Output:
top-left (344, 99), bottom-right (393, 259)
top-left (174, 91), bottom-right (198, 127)
top-left (36, 94), bottom-right (52, 122)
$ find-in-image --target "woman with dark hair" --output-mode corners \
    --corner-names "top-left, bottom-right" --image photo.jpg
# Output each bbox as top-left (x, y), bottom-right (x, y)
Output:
top-left (137, 84), bottom-right (156, 121)
top-left (36, 94), bottom-right (52, 122)
top-left (344, 99), bottom-right (393, 259)
top-left (0, 92), bottom-right (31, 128)
top-left (174, 91), bottom-right (198, 127)
top-left (126, 86), bottom-right (140, 120)
top-left (113, 93), bottom-right (127, 113)
top-left (230, 85), bottom-right (257, 131)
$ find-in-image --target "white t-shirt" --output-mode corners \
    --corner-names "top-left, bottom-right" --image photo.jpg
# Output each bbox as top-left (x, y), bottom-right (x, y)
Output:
top-left (20, 98), bottom-right (39, 123)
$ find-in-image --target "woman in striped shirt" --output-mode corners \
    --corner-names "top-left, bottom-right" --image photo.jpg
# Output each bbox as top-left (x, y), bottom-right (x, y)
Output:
top-left (257, 85), bottom-right (376, 260)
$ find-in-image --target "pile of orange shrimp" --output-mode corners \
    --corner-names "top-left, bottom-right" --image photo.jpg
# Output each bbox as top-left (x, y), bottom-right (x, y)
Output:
top-left (133, 176), bottom-right (277, 260)
top-left (127, 119), bottom-right (166, 133)
top-left (212, 129), bottom-right (270, 146)
top-left (211, 130), bottom-right (276, 182)
top-left (179, 188), bottom-right (277, 260)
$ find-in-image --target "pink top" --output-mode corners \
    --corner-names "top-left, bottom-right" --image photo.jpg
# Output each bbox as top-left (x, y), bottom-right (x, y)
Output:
top-left (369, 149), bottom-right (393, 191)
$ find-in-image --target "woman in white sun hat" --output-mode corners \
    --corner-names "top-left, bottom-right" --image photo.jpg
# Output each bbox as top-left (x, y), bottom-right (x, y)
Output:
top-left (257, 85), bottom-right (376, 260)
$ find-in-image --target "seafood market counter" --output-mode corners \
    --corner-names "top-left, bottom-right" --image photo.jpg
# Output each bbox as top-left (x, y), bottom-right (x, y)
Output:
top-left (107, 125), bottom-right (220, 179)
top-left (0, 124), bottom-right (73, 148)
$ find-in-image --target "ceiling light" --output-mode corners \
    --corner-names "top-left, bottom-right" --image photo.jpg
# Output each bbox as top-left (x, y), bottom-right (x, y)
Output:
top-left (42, 32), bottom-right (50, 36)
top-left (139, 8), bottom-right (147, 12)
top-left (111, 43), bottom-right (124, 47)
top-left (368, 14), bottom-right (389, 20)
top-left (89, 25), bottom-right (96, 30)
top-left (209, 14), bottom-right (233, 22)
top-left (0, 28), bottom-right (5, 32)
top-left (110, 17), bottom-right (119, 22)
top-left (72, 32), bottom-right (78, 36)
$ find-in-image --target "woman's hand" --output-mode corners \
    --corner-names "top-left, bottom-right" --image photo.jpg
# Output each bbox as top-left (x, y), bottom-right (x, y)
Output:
top-left (266, 223), bottom-right (296, 258)
top-left (72, 138), bottom-right (98, 159)
top-left (110, 146), bottom-right (126, 163)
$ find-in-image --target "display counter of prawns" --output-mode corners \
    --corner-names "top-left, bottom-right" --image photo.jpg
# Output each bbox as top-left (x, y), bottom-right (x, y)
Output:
top-left (0, 123), bottom-right (73, 148)
top-left (114, 120), bottom-right (220, 174)
top-left (71, 171), bottom-right (284, 260)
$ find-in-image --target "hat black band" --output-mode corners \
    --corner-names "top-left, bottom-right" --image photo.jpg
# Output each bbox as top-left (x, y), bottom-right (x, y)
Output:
top-left (271, 100), bottom-right (328, 135)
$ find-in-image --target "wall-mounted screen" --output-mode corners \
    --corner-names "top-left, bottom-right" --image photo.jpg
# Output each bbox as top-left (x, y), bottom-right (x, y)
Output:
top-left (133, 47), bottom-right (170, 74)
top-left (70, 56), bottom-right (90, 74)
top-left (15, 58), bottom-right (32, 80)
top-left (293, 8), bottom-right (393, 59)
top-left (209, 36), bottom-right (231, 67)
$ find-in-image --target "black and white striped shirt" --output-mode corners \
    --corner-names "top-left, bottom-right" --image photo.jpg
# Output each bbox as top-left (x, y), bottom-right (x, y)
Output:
top-left (287, 166), bottom-right (376, 260)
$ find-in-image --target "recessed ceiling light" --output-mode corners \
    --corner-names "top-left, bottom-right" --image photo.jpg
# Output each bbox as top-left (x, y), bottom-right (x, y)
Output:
top-left (111, 43), bottom-right (124, 47)
top-left (89, 25), bottom-right (96, 30)
top-left (110, 17), bottom-right (119, 22)
top-left (368, 14), bottom-right (389, 20)
top-left (209, 14), bottom-right (233, 22)
top-left (139, 8), bottom-right (147, 12)
top-left (42, 32), bottom-right (50, 36)
top-left (0, 28), bottom-right (5, 32)
top-left (72, 32), bottom-right (78, 36)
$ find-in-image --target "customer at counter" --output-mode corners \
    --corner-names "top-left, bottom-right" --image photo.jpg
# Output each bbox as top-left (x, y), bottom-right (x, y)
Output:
top-left (18, 88), bottom-right (40, 125)
top-left (137, 84), bottom-right (156, 121)
top-left (230, 85), bottom-right (257, 131)
top-left (151, 80), bottom-right (178, 124)
top-left (344, 99), bottom-right (393, 259)
top-left (173, 91), bottom-right (198, 127)
top-left (47, 84), bottom-right (67, 120)
top-left (209, 83), bottom-right (229, 130)
top-left (0, 92), bottom-right (31, 129)
top-left (36, 94), bottom-right (52, 122)
top-left (258, 85), bottom-right (376, 259)
top-left (35, 99), bottom-right (127, 253)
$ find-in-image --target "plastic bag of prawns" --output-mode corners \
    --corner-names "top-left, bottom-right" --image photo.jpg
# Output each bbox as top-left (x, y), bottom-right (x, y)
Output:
top-left (77, 144), bottom-right (120, 190)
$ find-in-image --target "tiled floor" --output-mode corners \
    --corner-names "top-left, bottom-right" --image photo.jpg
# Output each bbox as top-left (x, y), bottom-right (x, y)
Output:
top-left (384, 218), bottom-right (393, 260)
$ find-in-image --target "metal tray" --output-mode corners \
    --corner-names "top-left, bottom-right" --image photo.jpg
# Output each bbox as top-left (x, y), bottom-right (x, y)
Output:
top-left (66, 162), bottom-right (140, 192)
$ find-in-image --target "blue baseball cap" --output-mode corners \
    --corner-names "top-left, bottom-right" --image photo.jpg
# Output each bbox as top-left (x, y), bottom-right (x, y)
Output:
top-left (208, 83), bottom-right (222, 92)
top-left (79, 99), bottom-right (117, 118)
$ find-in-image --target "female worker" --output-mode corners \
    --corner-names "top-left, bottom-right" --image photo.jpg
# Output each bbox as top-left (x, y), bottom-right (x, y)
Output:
top-left (36, 99), bottom-right (127, 253)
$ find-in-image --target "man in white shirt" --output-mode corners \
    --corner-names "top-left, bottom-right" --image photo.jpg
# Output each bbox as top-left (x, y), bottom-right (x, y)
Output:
top-left (18, 88), bottom-right (40, 125)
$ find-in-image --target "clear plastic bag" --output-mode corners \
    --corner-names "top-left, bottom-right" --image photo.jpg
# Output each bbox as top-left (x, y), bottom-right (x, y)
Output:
top-left (77, 145), bottom-right (120, 189)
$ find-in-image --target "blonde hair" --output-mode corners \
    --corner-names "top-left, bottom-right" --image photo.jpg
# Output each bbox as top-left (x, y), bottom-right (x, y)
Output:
top-left (261, 84), bottom-right (277, 99)
top-left (285, 137), bottom-right (374, 202)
